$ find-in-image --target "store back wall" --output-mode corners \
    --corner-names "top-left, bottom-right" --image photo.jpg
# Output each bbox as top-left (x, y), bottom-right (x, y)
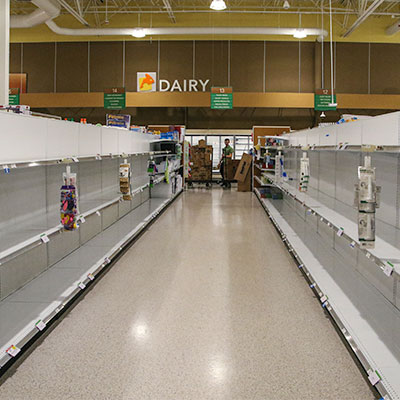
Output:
top-left (12, 40), bottom-right (400, 95)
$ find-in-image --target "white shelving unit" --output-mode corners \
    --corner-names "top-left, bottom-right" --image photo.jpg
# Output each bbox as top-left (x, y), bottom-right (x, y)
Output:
top-left (0, 113), bottom-right (183, 371)
top-left (254, 112), bottom-right (400, 400)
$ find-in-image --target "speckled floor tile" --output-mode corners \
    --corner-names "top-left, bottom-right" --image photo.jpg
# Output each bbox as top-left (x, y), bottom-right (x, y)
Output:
top-left (0, 189), bottom-right (375, 400)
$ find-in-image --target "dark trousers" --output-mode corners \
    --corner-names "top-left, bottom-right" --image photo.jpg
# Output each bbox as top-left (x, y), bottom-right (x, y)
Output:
top-left (220, 161), bottom-right (231, 187)
top-left (220, 162), bottom-right (225, 183)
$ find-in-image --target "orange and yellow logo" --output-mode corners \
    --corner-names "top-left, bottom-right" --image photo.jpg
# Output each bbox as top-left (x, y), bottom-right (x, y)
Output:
top-left (137, 72), bottom-right (157, 92)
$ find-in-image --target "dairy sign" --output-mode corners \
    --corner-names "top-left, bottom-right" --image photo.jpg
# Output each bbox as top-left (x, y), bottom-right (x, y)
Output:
top-left (137, 72), bottom-right (209, 93)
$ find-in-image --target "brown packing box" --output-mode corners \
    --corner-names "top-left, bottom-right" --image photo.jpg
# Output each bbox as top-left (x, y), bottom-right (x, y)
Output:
top-left (225, 159), bottom-right (240, 181)
top-left (237, 172), bottom-right (252, 192)
top-left (234, 153), bottom-right (252, 192)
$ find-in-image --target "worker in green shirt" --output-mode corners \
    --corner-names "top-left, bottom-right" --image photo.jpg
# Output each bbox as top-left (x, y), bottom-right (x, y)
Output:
top-left (219, 138), bottom-right (234, 188)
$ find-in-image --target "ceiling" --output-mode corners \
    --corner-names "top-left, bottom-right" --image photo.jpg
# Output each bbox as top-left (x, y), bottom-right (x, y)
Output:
top-left (9, 0), bottom-right (400, 43)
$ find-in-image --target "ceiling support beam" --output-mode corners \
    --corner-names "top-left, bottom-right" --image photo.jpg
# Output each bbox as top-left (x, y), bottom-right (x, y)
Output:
top-left (56, 0), bottom-right (90, 26)
top-left (162, 0), bottom-right (176, 23)
top-left (342, 0), bottom-right (384, 37)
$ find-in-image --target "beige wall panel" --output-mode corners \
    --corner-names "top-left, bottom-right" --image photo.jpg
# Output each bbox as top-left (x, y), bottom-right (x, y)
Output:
top-left (230, 41), bottom-right (264, 92)
top-left (56, 42), bottom-right (88, 93)
top-left (195, 41), bottom-right (229, 87)
top-left (265, 42), bottom-right (299, 92)
top-left (159, 41), bottom-right (193, 83)
top-left (23, 43), bottom-right (55, 93)
top-left (125, 41), bottom-right (158, 91)
top-left (90, 41), bottom-right (123, 92)
top-left (370, 44), bottom-right (400, 94)
top-left (9, 43), bottom-right (21, 73)
top-left (300, 42), bottom-right (315, 93)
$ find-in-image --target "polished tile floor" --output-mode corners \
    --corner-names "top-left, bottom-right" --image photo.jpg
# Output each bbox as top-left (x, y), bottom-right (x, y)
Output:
top-left (0, 189), bottom-right (374, 400)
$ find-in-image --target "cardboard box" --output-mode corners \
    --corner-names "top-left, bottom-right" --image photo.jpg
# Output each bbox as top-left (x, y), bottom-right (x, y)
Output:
top-left (237, 171), bottom-right (252, 192)
top-left (225, 159), bottom-right (240, 180)
top-left (234, 153), bottom-right (252, 182)
top-left (234, 153), bottom-right (252, 192)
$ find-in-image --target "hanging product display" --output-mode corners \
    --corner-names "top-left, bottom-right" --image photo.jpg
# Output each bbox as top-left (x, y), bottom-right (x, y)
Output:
top-left (299, 152), bottom-right (310, 192)
top-left (164, 159), bottom-right (170, 184)
top-left (61, 166), bottom-right (78, 231)
top-left (275, 151), bottom-right (284, 183)
top-left (354, 155), bottom-right (381, 249)
top-left (119, 161), bottom-right (132, 201)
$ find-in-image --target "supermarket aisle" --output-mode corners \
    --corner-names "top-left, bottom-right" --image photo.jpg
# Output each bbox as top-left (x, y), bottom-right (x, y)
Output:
top-left (0, 189), bottom-right (374, 400)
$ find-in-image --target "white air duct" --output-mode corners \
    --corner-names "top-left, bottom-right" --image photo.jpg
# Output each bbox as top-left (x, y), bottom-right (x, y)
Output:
top-left (45, 21), bottom-right (327, 39)
top-left (10, 0), bottom-right (60, 28)
top-left (10, 0), bottom-right (327, 40)
top-left (386, 19), bottom-right (400, 36)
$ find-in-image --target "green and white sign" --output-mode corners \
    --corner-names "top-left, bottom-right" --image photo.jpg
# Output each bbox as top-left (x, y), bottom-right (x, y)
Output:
top-left (9, 88), bottom-right (20, 105)
top-left (315, 89), bottom-right (337, 111)
top-left (211, 87), bottom-right (233, 110)
top-left (104, 88), bottom-right (126, 109)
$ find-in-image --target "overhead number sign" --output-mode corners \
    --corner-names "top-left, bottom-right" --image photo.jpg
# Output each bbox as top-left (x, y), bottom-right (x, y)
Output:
top-left (315, 89), bottom-right (337, 111)
top-left (211, 87), bottom-right (233, 110)
top-left (9, 88), bottom-right (20, 105)
top-left (104, 87), bottom-right (126, 110)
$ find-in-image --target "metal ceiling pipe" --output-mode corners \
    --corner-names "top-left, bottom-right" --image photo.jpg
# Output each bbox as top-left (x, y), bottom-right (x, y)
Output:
top-left (45, 21), bottom-right (328, 39)
top-left (10, 0), bottom-right (60, 28)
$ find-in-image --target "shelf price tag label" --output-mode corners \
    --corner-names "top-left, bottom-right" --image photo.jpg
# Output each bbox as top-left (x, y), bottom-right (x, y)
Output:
top-left (3, 165), bottom-right (10, 174)
top-left (336, 228), bottom-right (344, 237)
top-left (350, 241), bottom-right (356, 249)
top-left (80, 216), bottom-right (86, 223)
top-left (96, 211), bottom-right (101, 217)
top-left (87, 273), bottom-right (94, 281)
top-left (6, 345), bottom-right (21, 357)
top-left (40, 234), bottom-right (50, 244)
top-left (367, 370), bottom-right (381, 386)
top-left (383, 262), bottom-right (394, 277)
top-left (320, 295), bottom-right (328, 303)
top-left (35, 320), bottom-right (46, 331)
top-left (72, 157), bottom-right (79, 163)
top-left (78, 282), bottom-right (86, 290)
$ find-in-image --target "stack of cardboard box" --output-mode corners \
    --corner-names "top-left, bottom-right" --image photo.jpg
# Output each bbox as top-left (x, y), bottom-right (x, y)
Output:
top-left (190, 139), bottom-right (213, 181)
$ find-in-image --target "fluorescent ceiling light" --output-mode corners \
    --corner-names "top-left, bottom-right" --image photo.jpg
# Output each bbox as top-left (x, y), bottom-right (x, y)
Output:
top-left (283, 0), bottom-right (290, 9)
top-left (210, 0), bottom-right (227, 11)
top-left (293, 29), bottom-right (307, 39)
top-left (132, 28), bottom-right (146, 38)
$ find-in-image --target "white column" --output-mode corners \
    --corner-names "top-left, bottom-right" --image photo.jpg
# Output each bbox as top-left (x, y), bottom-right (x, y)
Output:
top-left (0, 0), bottom-right (10, 105)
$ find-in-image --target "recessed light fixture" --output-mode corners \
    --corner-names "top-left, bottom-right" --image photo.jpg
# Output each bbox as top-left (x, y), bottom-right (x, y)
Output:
top-left (283, 0), bottom-right (290, 9)
top-left (293, 29), bottom-right (307, 39)
top-left (132, 28), bottom-right (146, 38)
top-left (210, 0), bottom-right (227, 11)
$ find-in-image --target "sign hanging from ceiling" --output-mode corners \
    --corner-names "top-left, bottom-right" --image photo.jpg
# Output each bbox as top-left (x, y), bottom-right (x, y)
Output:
top-left (104, 87), bottom-right (126, 109)
top-left (315, 89), bottom-right (337, 111)
top-left (136, 72), bottom-right (210, 93)
top-left (9, 88), bottom-right (20, 105)
top-left (211, 87), bottom-right (233, 109)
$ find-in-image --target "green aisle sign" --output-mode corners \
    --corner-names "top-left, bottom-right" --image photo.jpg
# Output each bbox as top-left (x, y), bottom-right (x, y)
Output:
top-left (104, 87), bottom-right (126, 109)
top-left (211, 87), bottom-right (233, 109)
top-left (9, 88), bottom-right (20, 105)
top-left (315, 89), bottom-right (337, 111)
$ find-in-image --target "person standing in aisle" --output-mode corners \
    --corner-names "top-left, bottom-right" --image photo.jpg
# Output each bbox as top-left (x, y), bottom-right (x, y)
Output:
top-left (219, 138), bottom-right (234, 188)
